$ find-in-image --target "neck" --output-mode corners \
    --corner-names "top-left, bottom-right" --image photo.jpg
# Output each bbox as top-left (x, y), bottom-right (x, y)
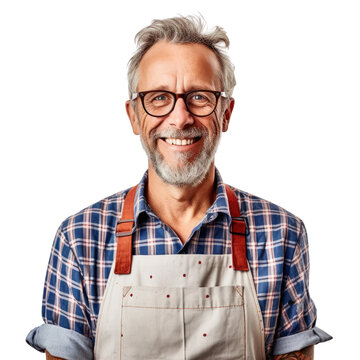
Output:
top-left (145, 163), bottom-right (217, 238)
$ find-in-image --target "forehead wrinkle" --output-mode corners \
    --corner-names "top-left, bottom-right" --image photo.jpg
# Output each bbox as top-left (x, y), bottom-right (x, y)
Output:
top-left (137, 41), bottom-right (222, 93)
top-left (138, 69), bottom-right (221, 93)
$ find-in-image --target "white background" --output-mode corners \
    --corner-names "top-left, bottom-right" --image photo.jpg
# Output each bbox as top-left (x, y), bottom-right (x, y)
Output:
top-left (1, 0), bottom-right (359, 358)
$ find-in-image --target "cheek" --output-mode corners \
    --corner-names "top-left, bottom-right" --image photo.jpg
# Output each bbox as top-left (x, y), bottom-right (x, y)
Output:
top-left (138, 115), bottom-right (164, 145)
top-left (208, 113), bottom-right (221, 137)
top-left (136, 110), bottom-right (152, 135)
top-left (215, 108), bottom-right (225, 131)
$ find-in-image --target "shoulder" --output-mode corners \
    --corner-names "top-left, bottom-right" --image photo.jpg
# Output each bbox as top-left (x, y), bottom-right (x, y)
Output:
top-left (57, 188), bottom-right (132, 248)
top-left (227, 185), bottom-right (305, 249)
top-left (228, 185), bottom-right (302, 223)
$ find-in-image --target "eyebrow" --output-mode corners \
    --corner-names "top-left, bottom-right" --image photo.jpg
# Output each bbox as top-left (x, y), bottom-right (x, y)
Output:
top-left (140, 85), bottom-right (218, 92)
top-left (145, 85), bottom-right (172, 91)
top-left (185, 85), bottom-right (217, 92)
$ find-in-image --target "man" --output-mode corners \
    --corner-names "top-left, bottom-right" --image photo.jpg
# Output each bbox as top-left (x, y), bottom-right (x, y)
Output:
top-left (26, 15), bottom-right (331, 359)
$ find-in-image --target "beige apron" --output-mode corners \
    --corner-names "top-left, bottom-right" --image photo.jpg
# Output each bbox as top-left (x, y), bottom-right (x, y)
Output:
top-left (94, 186), bottom-right (266, 360)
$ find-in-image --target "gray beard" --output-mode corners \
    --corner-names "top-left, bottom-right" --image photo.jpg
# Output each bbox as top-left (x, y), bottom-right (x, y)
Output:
top-left (140, 127), bottom-right (220, 187)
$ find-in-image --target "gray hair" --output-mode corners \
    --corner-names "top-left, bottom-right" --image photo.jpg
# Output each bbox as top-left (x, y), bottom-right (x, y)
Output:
top-left (127, 15), bottom-right (236, 99)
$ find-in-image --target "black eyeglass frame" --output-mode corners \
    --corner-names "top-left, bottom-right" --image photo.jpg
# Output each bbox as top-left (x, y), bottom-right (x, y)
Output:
top-left (131, 90), bottom-right (227, 117)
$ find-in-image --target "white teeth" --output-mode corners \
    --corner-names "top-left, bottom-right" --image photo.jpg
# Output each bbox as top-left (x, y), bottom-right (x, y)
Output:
top-left (164, 138), bottom-right (196, 145)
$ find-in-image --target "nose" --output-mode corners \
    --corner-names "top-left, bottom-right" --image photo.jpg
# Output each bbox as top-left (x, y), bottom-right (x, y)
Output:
top-left (166, 98), bottom-right (195, 129)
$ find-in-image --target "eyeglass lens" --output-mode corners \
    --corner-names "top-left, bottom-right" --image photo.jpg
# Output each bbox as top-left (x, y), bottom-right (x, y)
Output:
top-left (142, 91), bottom-right (217, 117)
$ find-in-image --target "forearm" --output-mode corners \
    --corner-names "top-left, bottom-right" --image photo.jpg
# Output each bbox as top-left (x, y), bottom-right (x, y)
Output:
top-left (46, 350), bottom-right (66, 360)
top-left (272, 345), bottom-right (314, 359)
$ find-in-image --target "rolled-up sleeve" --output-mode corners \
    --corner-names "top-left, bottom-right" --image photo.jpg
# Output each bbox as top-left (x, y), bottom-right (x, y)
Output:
top-left (272, 221), bottom-right (332, 355)
top-left (26, 324), bottom-right (93, 360)
top-left (272, 326), bottom-right (332, 355)
top-left (26, 225), bottom-right (94, 359)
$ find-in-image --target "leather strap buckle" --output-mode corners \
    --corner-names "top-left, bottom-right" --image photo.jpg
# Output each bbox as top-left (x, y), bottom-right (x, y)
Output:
top-left (116, 219), bottom-right (135, 237)
top-left (230, 216), bottom-right (249, 236)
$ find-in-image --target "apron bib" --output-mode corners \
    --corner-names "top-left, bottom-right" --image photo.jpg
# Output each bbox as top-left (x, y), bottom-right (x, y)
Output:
top-left (94, 186), bottom-right (265, 360)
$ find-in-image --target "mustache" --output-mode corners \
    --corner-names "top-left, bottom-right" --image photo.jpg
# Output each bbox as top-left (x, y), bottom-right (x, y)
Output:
top-left (151, 127), bottom-right (208, 140)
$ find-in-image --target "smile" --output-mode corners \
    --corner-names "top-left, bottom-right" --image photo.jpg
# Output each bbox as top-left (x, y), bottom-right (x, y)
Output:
top-left (163, 137), bottom-right (201, 146)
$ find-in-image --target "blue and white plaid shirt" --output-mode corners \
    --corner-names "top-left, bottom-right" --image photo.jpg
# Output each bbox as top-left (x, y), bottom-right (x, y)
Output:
top-left (27, 169), bottom-right (330, 358)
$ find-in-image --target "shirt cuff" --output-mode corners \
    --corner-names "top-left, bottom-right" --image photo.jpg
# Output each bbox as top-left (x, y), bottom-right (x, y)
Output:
top-left (26, 323), bottom-right (93, 360)
top-left (272, 326), bottom-right (333, 355)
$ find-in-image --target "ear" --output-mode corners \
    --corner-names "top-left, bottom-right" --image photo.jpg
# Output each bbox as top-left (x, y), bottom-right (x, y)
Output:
top-left (221, 97), bottom-right (235, 133)
top-left (126, 100), bottom-right (140, 135)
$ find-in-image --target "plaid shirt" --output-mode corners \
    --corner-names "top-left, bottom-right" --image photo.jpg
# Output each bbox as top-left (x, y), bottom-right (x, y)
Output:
top-left (41, 169), bottom-right (316, 357)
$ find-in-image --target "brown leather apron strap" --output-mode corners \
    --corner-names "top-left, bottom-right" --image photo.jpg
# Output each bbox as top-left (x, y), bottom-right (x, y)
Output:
top-left (114, 186), bottom-right (137, 274)
top-left (114, 184), bottom-right (249, 274)
top-left (225, 185), bottom-right (249, 271)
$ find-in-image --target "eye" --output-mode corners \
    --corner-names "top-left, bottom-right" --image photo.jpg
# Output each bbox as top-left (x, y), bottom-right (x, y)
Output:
top-left (187, 91), bottom-right (212, 105)
top-left (144, 92), bottom-right (173, 108)
top-left (193, 94), bottom-right (205, 101)
top-left (148, 92), bottom-right (171, 103)
top-left (154, 94), bottom-right (167, 101)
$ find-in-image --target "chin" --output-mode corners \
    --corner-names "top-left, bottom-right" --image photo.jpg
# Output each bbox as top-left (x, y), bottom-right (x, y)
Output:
top-left (152, 155), bottom-right (214, 187)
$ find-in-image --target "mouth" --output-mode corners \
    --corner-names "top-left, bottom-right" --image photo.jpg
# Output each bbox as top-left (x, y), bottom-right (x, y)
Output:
top-left (161, 137), bottom-right (201, 146)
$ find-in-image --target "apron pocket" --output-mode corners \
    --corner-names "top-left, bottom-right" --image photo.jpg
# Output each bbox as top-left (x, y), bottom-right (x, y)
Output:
top-left (120, 285), bottom-right (245, 360)
top-left (121, 286), bottom-right (185, 359)
top-left (183, 285), bottom-right (245, 360)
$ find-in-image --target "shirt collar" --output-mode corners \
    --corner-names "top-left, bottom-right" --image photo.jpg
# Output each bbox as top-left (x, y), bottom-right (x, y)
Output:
top-left (133, 168), bottom-right (232, 227)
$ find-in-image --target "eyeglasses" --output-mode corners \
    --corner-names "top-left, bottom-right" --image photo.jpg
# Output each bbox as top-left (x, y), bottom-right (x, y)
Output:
top-left (131, 90), bottom-right (227, 117)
